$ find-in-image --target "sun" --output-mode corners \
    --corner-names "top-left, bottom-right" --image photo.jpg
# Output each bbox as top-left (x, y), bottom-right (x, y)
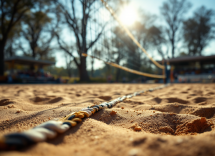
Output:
top-left (119, 6), bottom-right (137, 26)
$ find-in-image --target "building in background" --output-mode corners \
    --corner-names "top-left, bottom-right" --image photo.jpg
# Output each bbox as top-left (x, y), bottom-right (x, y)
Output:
top-left (2, 56), bottom-right (56, 83)
top-left (159, 55), bottom-right (215, 83)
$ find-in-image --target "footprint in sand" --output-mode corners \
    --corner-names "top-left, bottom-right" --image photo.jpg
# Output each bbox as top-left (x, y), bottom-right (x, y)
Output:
top-left (205, 92), bottom-right (215, 96)
top-left (193, 97), bottom-right (207, 103)
top-left (0, 99), bottom-right (15, 106)
top-left (33, 97), bottom-right (50, 103)
top-left (76, 94), bottom-right (81, 97)
top-left (98, 96), bottom-right (112, 101)
top-left (30, 96), bottom-right (63, 104)
top-left (189, 94), bottom-right (197, 96)
top-left (166, 98), bottom-right (189, 104)
top-left (152, 97), bottom-right (162, 104)
top-left (48, 97), bottom-right (63, 103)
top-left (123, 100), bottom-right (144, 105)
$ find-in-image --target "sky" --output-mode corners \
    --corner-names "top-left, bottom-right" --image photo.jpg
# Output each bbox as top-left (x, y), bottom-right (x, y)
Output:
top-left (132, 0), bottom-right (215, 15)
top-left (131, 0), bottom-right (215, 55)
top-left (55, 0), bottom-right (215, 68)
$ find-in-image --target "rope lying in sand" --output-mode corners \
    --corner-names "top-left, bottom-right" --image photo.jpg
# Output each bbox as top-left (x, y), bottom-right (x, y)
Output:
top-left (0, 84), bottom-right (170, 150)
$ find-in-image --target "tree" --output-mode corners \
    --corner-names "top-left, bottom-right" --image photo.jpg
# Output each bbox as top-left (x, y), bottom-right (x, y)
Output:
top-left (20, 10), bottom-right (56, 59)
top-left (64, 53), bottom-right (73, 77)
top-left (183, 6), bottom-right (215, 56)
top-left (18, 0), bottom-right (58, 61)
top-left (4, 22), bottom-right (22, 58)
top-left (0, 0), bottom-right (35, 76)
top-left (111, 32), bottom-right (125, 82)
top-left (107, 12), bottom-right (162, 80)
top-left (90, 48), bottom-right (101, 77)
top-left (56, 0), bottom-right (105, 82)
top-left (113, 25), bottom-right (141, 79)
top-left (146, 26), bottom-right (168, 59)
top-left (160, 0), bottom-right (191, 58)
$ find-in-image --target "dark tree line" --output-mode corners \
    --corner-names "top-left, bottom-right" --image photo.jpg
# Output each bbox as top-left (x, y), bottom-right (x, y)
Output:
top-left (160, 0), bottom-right (192, 58)
top-left (183, 6), bottom-right (215, 56)
top-left (0, 0), bottom-right (214, 81)
top-left (0, 0), bottom-right (34, 76)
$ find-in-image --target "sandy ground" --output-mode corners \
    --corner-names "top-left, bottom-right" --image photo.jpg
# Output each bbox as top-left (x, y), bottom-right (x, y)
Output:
top-left (0, 83), bottom-right (215, 156)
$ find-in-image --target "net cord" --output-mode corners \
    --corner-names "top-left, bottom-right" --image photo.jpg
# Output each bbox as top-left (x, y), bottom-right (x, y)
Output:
top-left (82, 53), bottom-right (165, 79)
top-left (100, 0), bottom-right (165, 70)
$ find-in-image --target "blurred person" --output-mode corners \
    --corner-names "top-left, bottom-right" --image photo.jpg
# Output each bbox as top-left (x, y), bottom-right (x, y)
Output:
top-left (7, 74), bottom-right (13, 83)
top-left (170, 66), bottom-right (174, 83)
top-left (56, 76), bottom-right (62, 83)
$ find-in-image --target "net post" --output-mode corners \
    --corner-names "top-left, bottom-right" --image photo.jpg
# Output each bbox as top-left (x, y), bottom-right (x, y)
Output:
top-left (162, 59), bottom-right (166, 84)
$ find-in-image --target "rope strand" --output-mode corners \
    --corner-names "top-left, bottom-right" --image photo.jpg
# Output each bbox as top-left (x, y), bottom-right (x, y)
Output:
top-left (82, 53), bottom-right (165, 78)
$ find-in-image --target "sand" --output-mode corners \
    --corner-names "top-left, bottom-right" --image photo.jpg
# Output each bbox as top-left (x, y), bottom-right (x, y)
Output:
top-left (0, 83), bottom-right (215, 156)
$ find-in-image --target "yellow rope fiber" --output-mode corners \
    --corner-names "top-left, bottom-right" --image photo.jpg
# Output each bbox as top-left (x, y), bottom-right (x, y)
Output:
top-left (100, 0), bottom-right (165, 70)
top-left (82, 53), bottom-right (165, 79)
top-left (58, 111), bottom-right (88, 127)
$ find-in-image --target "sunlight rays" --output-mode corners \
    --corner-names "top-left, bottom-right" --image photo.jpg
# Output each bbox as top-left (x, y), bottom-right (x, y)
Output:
top-left (119, 6), bottom-right (138, 26)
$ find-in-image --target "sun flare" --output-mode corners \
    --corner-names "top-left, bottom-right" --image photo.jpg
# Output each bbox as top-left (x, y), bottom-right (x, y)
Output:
top-left (119, 6), bottom-right (137, 26)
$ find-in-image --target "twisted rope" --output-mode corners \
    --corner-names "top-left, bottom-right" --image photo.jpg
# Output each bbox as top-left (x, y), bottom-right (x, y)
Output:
top-left (0, 84), bottom-right (170, 150)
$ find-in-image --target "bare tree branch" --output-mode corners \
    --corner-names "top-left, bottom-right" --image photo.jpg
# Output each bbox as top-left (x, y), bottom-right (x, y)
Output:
top-left (55, 32), bottom-right (80, 67)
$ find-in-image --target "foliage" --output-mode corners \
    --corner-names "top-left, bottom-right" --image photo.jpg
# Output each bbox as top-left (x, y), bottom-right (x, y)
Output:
top-left (45, 66), bottom-right (78, 77)
top-left (183, 6), bottom-right (215, 56)
top-left (56, 0), bottom-right (106, 82)
top-left (0, 0), bottom-right (37, 76)
top-left (160, 0), bottom-right (192, 58)
top-left (19, 0), bottom-right (58, 60)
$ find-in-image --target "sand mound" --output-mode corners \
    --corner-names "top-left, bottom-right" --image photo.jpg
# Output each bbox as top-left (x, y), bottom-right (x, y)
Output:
top-left (190, 107), bottom-right (215, 118)
top-left (166, 98), bottom-right (189, 104)
top-left (0, 99), bottom-right (15, 106)
top-left (175, 117), bottom-right (212, 135)
top-left (0, 84), bottom-right (215, 156)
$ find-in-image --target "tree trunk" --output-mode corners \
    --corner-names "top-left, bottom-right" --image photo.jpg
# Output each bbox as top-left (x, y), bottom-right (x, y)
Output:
top-left (79, 56), bottom-right (90, 82)
top-left (171, 32), bottom-right (175, 58)
top-left (115, 68), bottom-right (120, 82)
top-left (79, 0), bottom-right (90, 82)
top-left (29, 47), bottom-right (36, 70)
top-left (32, 47), bottom-right (36, 58)
top-left (0, 41), bottom-right (5, 76)
top-left (91, 59), bottom-right (94, 77)
top-left (115, 54), bottom-right (121, 82)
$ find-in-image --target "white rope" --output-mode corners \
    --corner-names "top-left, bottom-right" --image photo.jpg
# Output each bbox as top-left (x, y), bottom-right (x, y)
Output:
top-left (22, 121), bottom-right (70, 142)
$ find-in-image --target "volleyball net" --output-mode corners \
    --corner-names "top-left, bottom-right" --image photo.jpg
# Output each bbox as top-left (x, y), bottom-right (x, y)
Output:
top-left (83, 0), bottom-right (166, 80)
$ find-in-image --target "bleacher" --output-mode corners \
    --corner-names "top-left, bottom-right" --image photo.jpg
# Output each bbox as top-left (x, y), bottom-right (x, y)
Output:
top-left (4, 56), bottom-right (58, 84)
top-left (158, 55), bottom-right (215, 83)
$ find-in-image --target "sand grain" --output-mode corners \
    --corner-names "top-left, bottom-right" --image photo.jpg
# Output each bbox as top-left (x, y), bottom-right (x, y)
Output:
top-left (0, 84), bottom-right (215, 156)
